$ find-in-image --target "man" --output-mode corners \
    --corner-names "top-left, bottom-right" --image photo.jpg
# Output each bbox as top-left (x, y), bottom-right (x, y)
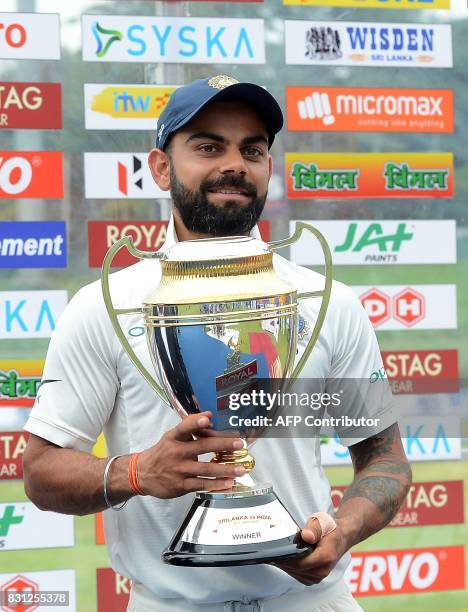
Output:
top-left (23, 76), bottom-right (411, 612)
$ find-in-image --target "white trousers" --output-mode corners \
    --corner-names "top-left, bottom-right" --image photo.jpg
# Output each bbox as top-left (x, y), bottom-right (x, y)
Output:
top-left (127, 583), bottom-right (364, 612)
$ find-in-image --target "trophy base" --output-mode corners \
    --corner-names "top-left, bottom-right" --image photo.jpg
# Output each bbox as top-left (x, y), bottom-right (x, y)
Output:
top-left (162, 484), bottom-right (311, 567)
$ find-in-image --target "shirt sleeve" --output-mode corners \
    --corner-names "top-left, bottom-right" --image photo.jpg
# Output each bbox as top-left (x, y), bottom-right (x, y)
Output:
top-left (324, 281), bottom-right (396, 447)
top-left (24, 281), bottom-right (120, 452)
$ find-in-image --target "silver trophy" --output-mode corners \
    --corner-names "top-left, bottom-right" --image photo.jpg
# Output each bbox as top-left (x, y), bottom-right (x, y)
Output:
top-left (102, 222), bottom-right (332, 566)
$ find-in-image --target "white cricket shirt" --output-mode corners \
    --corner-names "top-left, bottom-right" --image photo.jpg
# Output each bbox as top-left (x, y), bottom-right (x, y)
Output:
top-left (25, 216), bottom-right (395, 606)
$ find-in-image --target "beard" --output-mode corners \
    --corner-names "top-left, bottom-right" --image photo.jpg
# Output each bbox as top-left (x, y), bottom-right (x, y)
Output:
top-left (169, 165), bottom-right (267, 237)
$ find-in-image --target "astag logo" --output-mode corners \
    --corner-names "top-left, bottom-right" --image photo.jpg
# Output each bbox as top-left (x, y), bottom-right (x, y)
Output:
top-left (0, 82), bottom-right (62, 129)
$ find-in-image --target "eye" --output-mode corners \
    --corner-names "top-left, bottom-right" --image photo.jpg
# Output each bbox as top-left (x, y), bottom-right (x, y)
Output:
top-left (244, 147), bottom-right (264, 157)
top-left (198, 144), bottom-right (220, 153)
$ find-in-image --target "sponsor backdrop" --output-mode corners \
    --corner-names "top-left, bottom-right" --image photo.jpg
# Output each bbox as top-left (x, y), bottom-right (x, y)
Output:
top-left (0, 0), bottom-right (466, 611)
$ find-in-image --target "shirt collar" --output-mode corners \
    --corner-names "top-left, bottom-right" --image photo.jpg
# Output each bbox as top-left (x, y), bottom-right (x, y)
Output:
top-left (161, 214), bottom-right (262, 251)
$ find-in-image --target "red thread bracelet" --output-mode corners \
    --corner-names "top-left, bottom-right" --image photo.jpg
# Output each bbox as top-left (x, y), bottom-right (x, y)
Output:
top-left (128, 452), bottom-right (145, 496)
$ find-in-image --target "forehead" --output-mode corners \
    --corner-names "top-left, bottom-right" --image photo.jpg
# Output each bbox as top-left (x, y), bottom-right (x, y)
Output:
top-left (176, 100), bottom-right (269, 140)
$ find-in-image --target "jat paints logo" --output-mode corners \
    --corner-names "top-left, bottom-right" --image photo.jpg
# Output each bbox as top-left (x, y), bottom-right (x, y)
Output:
top-left (285, 21), bottom-right (452, 68)
top-left (84, 84), bottom-right (177, 129)
top-left (82, 15), bottom-right (265, 64)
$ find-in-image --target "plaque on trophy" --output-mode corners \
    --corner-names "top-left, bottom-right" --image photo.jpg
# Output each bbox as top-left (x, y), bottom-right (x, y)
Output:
top-left (102, 222), bottom-right (332, 566)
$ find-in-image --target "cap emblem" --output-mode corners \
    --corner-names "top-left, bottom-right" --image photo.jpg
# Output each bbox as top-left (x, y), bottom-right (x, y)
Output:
top-left (208, 75), bottom-right (239, 90)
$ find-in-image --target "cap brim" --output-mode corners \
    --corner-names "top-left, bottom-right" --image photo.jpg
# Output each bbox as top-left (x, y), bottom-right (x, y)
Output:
top-left (171, 82), bottom-right (283, 148)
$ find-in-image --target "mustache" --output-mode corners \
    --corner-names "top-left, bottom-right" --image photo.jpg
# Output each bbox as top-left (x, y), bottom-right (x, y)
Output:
top-left (200, 175), bottom-right (257, 197)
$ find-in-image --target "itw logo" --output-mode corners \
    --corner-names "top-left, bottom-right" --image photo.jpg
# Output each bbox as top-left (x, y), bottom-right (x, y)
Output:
top-left (92, 22), bottom-right (123, 58)
top-left (0, 505), bottom-right (24, 537)
top-left (335, 223), bottom-right (413, 252)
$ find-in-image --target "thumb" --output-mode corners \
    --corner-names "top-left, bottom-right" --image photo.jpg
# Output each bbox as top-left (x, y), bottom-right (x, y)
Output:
top-left (301, 517), bottom-right (322, 544)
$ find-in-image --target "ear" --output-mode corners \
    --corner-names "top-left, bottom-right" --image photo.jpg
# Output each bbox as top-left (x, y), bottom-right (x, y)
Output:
top-left (268, 154), bottom-right (273, 180)
top-left (148, 148), bottom-right (170, 191)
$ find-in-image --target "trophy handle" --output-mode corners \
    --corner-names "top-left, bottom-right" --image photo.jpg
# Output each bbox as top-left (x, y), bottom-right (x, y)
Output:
top-left (268, 222), bottom-right (333, 381)
top-left (101, 236), bottom-right (167, 402)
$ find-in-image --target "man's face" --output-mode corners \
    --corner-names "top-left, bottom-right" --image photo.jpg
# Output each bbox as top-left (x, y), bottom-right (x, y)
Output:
top-left (164, 100), bottom-right (272, 236)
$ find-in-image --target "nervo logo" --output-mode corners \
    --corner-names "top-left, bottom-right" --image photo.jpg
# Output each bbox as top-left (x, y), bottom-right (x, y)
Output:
top-left (0, 505), bottom-right (23, 537)
top-left (0, 221), bottom-right (66, 268)
top-left (92, 22), bottom-right (123, 58)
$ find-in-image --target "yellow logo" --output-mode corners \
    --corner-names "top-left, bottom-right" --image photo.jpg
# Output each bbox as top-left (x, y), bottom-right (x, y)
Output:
top-left (208, 75), bottom-right (240, 90)
top-left (90, 86), bottom-right (176, 119)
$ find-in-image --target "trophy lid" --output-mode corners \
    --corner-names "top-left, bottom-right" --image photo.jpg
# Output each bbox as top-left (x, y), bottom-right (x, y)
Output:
top-left (144, 236), bottom-right (296, 305)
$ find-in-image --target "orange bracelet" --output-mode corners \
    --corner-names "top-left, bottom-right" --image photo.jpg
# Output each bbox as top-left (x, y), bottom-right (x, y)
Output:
top-left (128, 452), bottom-right (145, 496)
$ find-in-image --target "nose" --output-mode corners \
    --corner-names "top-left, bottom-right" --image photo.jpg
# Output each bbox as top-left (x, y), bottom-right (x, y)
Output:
top-left (218, 148), bottom-right (248, 176)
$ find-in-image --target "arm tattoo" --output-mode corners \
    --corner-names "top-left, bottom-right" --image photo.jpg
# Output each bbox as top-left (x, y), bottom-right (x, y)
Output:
top-left (341, 424), bottom-right (412, 527)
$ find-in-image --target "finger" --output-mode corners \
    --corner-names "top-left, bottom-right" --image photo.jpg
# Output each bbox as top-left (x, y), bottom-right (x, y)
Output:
top-left (182, 477), bottom-right (235, 493)
top-left (180, 460), bottom-right (246, 479)
top-left (183, 436), bottom-right (245, 457)
top-left (301, 517), bottom-right (322, 545)
top-left (171, 412), bottom-right (213, 441)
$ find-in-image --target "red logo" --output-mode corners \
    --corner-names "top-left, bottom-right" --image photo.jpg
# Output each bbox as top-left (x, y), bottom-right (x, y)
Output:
top-left (393, 288), bottom-right (425, 326)
top-left (346, 546), bottom-right (465, 596)
top-left (88, 220), bottom-right (271, 268)
top-left (0, 152), bottom-right (63, 199)
top-left (96, 568), bottom-right (130, 612)
top-left (0, 23), bottom-right (27, 49)
top-left (360, 288), bottom-right (390, 327)
top-left (118, 156), bottom-right (143, 196)
top-left (0, 82), bottom-right (62, 130)
top-left (332, 481), bottom-right (464, 528)
top-left (382, 349), bottom-right (459, 394)
top-left (0, 432), bottom-right (28, 480)
top-left (1, 575), bottom-right (38, 612)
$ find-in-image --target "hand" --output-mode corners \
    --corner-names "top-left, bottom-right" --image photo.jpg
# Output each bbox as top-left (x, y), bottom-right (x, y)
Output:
top-left (137, 411), bottom-right (246, 499)
top-left (272, 517), bottom-right (348, 585)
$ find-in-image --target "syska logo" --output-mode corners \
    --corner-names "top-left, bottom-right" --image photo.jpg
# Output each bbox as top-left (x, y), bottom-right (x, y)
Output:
top-left (0, 152), bottom-right (63, 199)
top-left (0, 13), bottom-right (60, 60)
top-left (287, 86), bottom-right (454, 133)
top-left (0, 82), bottom-right (62, 130)
top-left (84, 84), bottom-right (177, 129)
top-left (285, 21), bottom-right (453, 68)
top-left (0, 290), bottom-right (67, 339)
top-left (82, 15), bottom-right (265, 64)
top-left (346, 546), bottom-right (465, 596)
top-left (354, 284), bottom-right (457, 331)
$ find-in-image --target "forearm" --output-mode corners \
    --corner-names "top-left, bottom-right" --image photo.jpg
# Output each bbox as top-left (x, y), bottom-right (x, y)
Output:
top-left (23, 443), bottom-right (134, 515)
top-left (334, 424), bottom-right (412, 549)
top-left (335, 458), bottom-right (411, 547)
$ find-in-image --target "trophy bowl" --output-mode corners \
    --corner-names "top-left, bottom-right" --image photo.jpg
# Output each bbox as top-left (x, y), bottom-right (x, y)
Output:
top-left (101, 224), bottom-right (332, 567)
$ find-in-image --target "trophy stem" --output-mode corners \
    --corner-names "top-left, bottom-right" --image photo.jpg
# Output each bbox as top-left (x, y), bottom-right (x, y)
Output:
top-left (211, 444), bottom-right (255, 473)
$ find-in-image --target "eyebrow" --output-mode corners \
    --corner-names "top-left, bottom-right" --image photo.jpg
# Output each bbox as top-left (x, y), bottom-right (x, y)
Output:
top-left (185, 132), bottom-right (269, 147)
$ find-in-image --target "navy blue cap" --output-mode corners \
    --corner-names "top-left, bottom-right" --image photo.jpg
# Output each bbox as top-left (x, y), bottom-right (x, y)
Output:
top-left (155, 75), bottom-right (283, 150)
